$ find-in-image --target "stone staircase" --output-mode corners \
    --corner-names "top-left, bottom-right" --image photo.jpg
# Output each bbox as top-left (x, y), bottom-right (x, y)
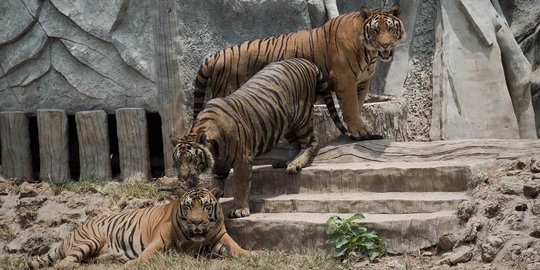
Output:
top-left (222, 138), bottom-right (540, 254)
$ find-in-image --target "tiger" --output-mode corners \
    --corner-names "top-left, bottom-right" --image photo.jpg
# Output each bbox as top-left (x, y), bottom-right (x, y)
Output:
top-left (173, 58), bottom-right (350, 218)
top-left (192, 5), bottom-right (404, 140)
top-left (29, 187), bottom-right (250, 269)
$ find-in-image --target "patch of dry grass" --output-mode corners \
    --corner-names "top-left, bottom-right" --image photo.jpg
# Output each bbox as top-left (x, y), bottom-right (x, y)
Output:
top-left (51, 180), bottom-right (169, 201)
top-left (1, 250), bottom-right (356, 270)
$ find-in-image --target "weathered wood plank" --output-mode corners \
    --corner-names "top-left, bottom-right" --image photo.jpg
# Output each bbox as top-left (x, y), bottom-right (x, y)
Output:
top-left (153, 0), bottom-right (189, 177)
top-left (37, 109), bottom-right (70, 183)
top-left (75, 110), bottom-right (112, 180)
top-left (115, 108), bottom-right (150, 182)
top-left (0, 111), bottom-right (33, 180)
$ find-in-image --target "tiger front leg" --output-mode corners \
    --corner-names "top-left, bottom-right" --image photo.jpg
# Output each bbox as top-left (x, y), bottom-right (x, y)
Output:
top-left (229, 159), bottom-right (253, 218)
top-left (286, 132), bottom-right (319, 174)
top-left (211, 232), bottom-right (254, 257)
top-left (335, 75), bottom-right (378, 140)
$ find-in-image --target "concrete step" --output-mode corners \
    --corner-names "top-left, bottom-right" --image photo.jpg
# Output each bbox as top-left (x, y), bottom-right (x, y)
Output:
top-left (225, 210), bottom-right (459, 254)
top-left (223, 161), bottom-right (470, 196)
top-left (221, 192), bottom-right (467, 214)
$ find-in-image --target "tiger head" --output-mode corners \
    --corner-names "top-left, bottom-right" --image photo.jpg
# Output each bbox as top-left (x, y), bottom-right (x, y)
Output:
top-left (360, 4), bottom-right (405, 62)
top-left (176, 187), bottom-right (223, 242)
top-left (171, 133), bottom-right (215, 187)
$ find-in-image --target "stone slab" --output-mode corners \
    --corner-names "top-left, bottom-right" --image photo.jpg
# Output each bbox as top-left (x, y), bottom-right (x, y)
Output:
top-left (221, 192), bottom-right (466, 214)
top-left (223, 161), bottom-right (470, 196)
top-left (226, 210), bottom-right (459, 254)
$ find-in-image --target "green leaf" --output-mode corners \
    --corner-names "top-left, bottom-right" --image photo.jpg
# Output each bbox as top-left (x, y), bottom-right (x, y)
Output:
top-left (346, 213), bottom-right (365, 222)
top-left (326, 233), bottom-right (342, 244)
top-left (335, 238), bottom-right (349, 249)
top-left (335, 245), bottom-right (347, 257)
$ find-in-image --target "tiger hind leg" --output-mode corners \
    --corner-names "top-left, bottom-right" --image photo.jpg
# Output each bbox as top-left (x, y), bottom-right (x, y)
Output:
top-left (285, 131), bottom-right (319, 174)
top-left (272, 132), bottom-right (301, 169)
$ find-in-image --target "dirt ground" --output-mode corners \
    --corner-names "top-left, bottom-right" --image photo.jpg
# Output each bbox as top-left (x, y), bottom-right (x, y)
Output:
top-left (0, 157), bottom-right (539, 269)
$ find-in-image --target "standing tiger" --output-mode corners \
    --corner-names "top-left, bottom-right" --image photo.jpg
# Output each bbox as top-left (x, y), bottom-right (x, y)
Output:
top-left (29, 187), bottom-right (250, 269)
top-left (173, 58), bottom-right (349, 218)
top-left (193, 5), bottom-right (404, 140)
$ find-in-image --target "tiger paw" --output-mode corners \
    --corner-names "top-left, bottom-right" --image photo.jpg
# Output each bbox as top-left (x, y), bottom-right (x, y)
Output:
top-left (228, 207), bottom-right (250, 218)
top-left (54, 259), bottom-right (80, 269)
top-left (28, 260), bottom-right (42, 270)
top-left (285, 162), bottom-right (303, 174)
top-left (348, 123), bottom-right (382, 140)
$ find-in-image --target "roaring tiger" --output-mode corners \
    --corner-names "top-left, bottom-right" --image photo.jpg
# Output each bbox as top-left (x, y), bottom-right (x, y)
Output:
top-left (193, 5), bottom-right (404, 140)
top-left (173, 58), bottom-right (349, 218)
top-left (29, 187), bottom-right (250, 269)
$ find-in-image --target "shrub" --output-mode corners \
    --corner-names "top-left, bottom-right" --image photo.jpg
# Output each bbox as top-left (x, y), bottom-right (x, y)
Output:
top-left (325, 214), bottom-right (385, 261)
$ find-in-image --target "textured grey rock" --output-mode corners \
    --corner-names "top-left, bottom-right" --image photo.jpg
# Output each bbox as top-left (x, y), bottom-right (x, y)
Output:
top-left (110, 0), bottom-right (155, 81)
top-left (49, 0), bottom-right (124, 42)
top-left (0, 0), bottom-right (157, 113)
top-left (431, 0), bottom-right (531, 140)
top-left (306, 0), bottom-right (339, 27)
top-left (1, 44), bottom-right (51, 88)
top-left (0, 0), bottom-right (36, 45)
top-left (176, 0), bottom-right (311, 116)
top-left (0, 23), bottom-right (48, 75)
top-left (498, 0), bottom-right (540, 137)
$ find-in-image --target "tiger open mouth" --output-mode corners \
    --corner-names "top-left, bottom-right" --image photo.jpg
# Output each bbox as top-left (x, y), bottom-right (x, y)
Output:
top-left (189, 231), bottom-right (207, 242)
top-left (378, 49), bottom-right (393, 62)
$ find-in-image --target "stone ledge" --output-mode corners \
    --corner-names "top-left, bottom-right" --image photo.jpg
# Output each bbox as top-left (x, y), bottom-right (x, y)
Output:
top-left (226, 210), bottom-right (459, 254)
top-left (221, 191), bottom-right (467, 214)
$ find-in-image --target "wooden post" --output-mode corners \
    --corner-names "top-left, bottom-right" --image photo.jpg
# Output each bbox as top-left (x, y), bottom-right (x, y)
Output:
top-left (153, 0), bottom-right (189, 177)
top-left (116, 108), bottom-right (151, 182)
top-left (37, 109), bottom-right (70, 183)
top-left (0, 111), bottom-right (33, 180)
top-left (75, 110), bottom-right (112, 180)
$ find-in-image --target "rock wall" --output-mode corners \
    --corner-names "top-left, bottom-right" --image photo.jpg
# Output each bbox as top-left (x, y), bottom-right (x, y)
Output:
top-left (0, 0), bottom-right (537, 141)
top-left (0, 0), bottom-right (157, 114)
top-left (175, 0), bottom-right (312, 118)
top-left (499, 0), bottom-right (540, 137)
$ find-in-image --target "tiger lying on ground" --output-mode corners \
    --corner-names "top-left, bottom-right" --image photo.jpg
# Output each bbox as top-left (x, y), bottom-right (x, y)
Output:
top-left (29, 187), bottom-right (250, 269)
top-left (172, 58), bottom-right (350, 218)
top-left (193, 5), bottom-right (404, 140)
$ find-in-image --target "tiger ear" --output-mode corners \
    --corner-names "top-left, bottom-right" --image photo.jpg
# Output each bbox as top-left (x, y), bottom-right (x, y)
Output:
top-left (389, 4), bottom-right (400, 16)
top-left (360, 6), bottom-right (371, 19)
top-left (196, 133), bottom-right (207, 144)
top-left (210, 187), bottom-right (223, 200)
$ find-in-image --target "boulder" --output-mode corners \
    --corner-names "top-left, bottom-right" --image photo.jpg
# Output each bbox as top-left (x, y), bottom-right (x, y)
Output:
top-left (498, 0), bottom-right (540, 137)
top-left (431, 0), bottom-right (536, 140)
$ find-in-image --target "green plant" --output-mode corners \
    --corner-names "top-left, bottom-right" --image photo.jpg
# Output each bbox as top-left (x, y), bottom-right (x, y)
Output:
top-left (325, 214), bottom-right (385, 261)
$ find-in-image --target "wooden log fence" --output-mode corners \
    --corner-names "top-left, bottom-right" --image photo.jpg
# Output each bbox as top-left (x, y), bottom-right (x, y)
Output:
top-left (0, 107), bottom-right (156, 183)
top-left (37, 109), bottom-right (70, 183)
top-left (75, 110), bottom-right (112, 180)
top-left (0, 111), bottom-right (33, 180)
top-left (115, 108), bottom-right (151, 182)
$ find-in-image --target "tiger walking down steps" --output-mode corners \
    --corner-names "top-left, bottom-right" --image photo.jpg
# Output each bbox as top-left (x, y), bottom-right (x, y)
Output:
top-left (29, 187), bottom-right (251, 269)
top-left (193, 5), bottom-right (405, 140)
top-left (172, 58), bottom-right (350, 218)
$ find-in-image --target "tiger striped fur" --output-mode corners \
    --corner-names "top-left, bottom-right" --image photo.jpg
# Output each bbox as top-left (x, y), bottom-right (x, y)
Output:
top-left (29, 187), bottom-right (250, 269)
top-left (173, 58), bottom-right (347, 218)
top-left (193, 5), bottom-right (404, 140)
